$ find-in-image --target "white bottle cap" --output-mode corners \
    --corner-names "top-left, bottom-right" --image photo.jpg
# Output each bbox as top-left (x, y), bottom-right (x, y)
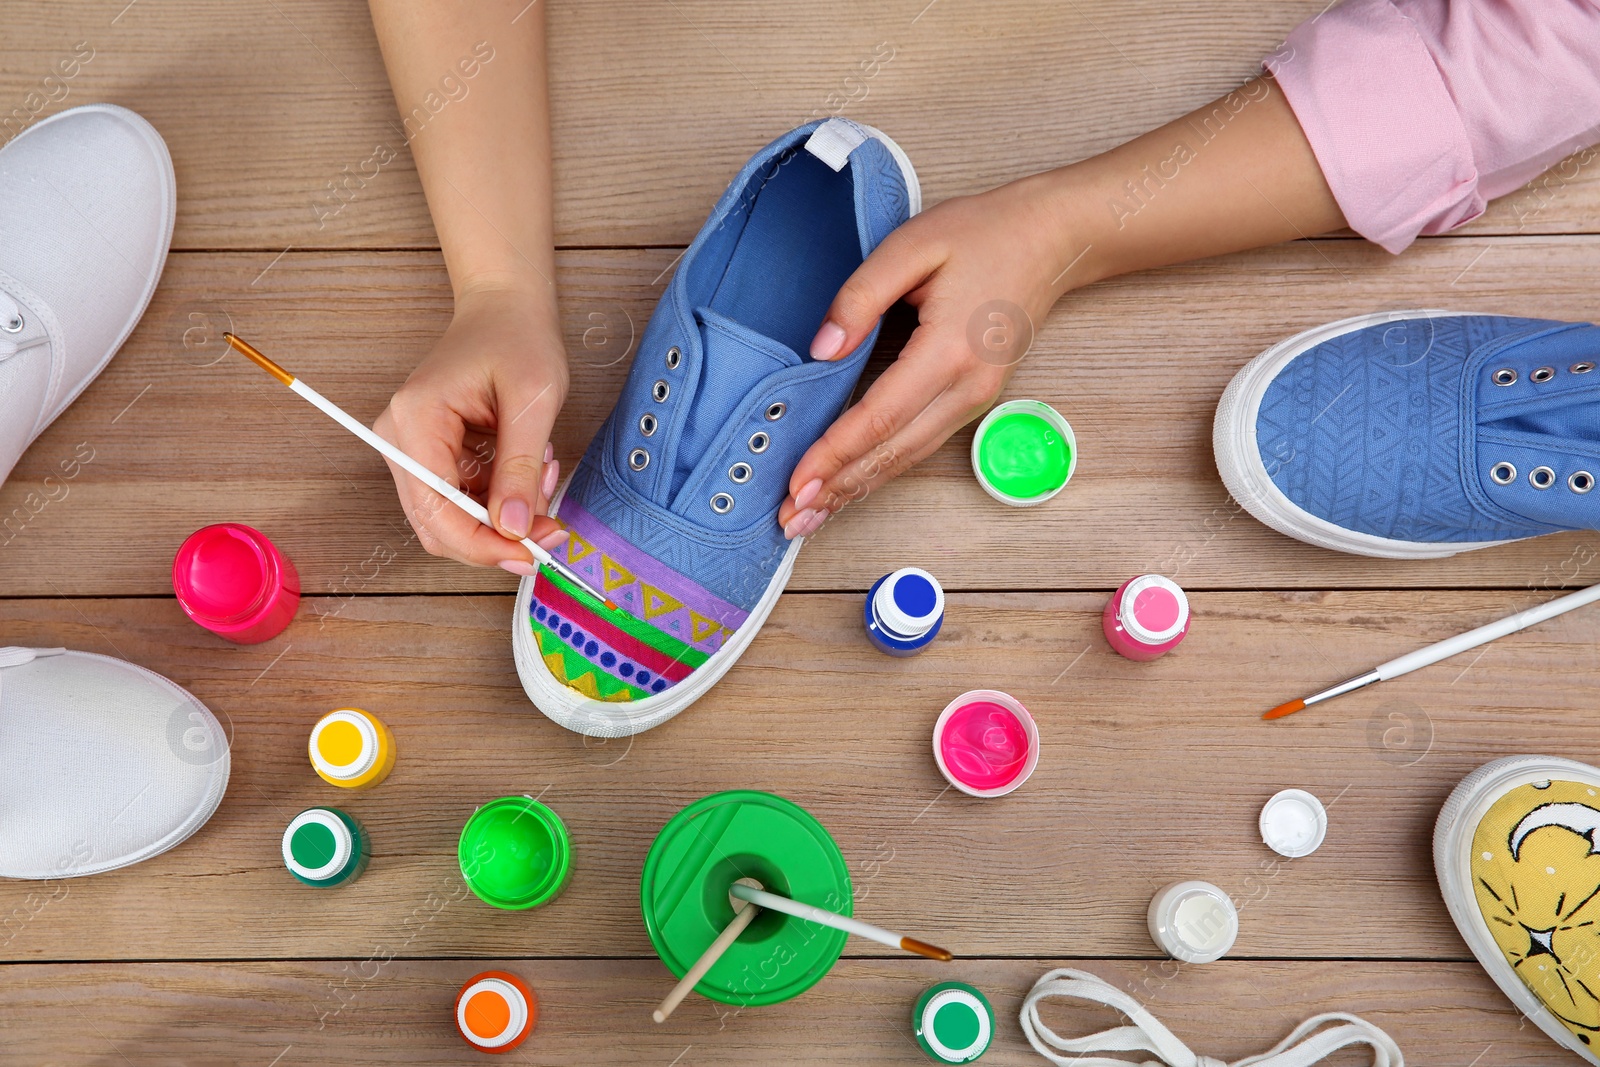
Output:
top-left (456, 976), bottom-right (530, 1049)
top-left (309, 709), bottom-right (380, 781)
top-left (1147, 880), bottom-right (1238, 964)
top-left (1117, 574), bottom-right (1189, 645)
top-left (1259, 789), bottom-right (1328, 858)
top-left (873, 567), bottom-right (945, 638)
top-left (282, 808), bottom-right (353, 881)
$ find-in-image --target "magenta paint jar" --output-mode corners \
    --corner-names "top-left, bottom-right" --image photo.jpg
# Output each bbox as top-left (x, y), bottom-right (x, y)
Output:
top-left (172, 523), bottom-right (300, 644)
top-left (1103, 574), bottom-right (1189, 661)
top-left (932, 690), bottom-right (1040, 798)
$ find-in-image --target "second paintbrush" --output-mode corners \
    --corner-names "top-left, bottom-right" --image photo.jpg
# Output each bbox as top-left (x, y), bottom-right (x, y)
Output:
top-left (728, 882), bottom-right (953, 961)
top-left (223, 332), bottom-right (615, 610)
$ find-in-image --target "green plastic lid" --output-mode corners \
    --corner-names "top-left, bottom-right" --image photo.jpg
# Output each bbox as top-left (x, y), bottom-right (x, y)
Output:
top-left (282, 807), bottom-right (366, 887)
top-left (640, 790), bottom-right (851, 1007)
top-left (459, 796), bottom-right (572, 910)
top-left (971, 399), bottom-right (1076, 506)
top-left (914, 982), bottom-right (994, 1063)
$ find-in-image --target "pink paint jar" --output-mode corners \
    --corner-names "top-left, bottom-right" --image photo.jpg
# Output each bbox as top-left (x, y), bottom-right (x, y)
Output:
top-left (173, 523), bottom-right (300, 644)
top-left (932, 689), bottom-right (1039, 798)
top-left (1103, 574), bottom-right (1189, 661)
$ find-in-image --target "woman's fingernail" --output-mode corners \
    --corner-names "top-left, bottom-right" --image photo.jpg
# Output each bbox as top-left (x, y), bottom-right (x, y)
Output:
top-left (544, 441), bottom-right (555, 463)
top-left (542, 459), bottom-right (560, 500)
top-left (799, 508), bottom-right (830, 537)
top-left (499, 499), bottom-right (531, 539)
top-left (793, 477), bottom-right (823, 511)
top-left (810, 321), bottom-right (847, 360)
top-left (498, 559), bottom-right (537, 577)
top-left (783, 508), bottom-right (816, 540)
top-left (536, 528), bottom-right (570, 551)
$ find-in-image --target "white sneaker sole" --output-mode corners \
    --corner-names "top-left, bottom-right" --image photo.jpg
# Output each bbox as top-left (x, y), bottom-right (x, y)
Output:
top-left (512, 125), bottom-right (919, 737)
top-left (1434, 755), bottom-right (1600, 1066)
top-left (1212, 309), bottom-right (1521, 559)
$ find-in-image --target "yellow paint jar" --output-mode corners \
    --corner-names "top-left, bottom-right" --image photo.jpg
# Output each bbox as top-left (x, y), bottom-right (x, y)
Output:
top-left (309, 707), bottom-right (395, 789)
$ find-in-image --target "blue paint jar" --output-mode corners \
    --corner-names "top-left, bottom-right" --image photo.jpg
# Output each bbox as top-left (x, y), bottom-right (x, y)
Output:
top-left (864, 567), bottom-right (945, 657)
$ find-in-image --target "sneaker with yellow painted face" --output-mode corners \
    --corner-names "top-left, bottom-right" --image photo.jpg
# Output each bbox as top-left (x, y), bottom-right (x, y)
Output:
top-left (1437, 756), bottom-right (1600, 1063)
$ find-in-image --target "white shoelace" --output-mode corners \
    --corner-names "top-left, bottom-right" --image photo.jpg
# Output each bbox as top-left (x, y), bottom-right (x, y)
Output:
top-left (1020, 969), bottom-right (1404, 1067)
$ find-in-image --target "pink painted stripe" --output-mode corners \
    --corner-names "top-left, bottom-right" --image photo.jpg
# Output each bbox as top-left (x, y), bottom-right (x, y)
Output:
top-left (556, 498), bottom-right (749, 629)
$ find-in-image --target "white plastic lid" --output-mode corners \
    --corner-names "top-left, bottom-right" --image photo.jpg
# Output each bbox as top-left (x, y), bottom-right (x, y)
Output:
top-left (1260, 788), bottom-right (1328, 858)
top-left (309, 709), bottom-right (379, 780)
top-left (1147, 880), bottom-right (1238, 964)
top-left (282, 808), bottom-right (353, 880)
top-left (457, 976), bottom-right (529, 1049)
top-left (919, 986), bottom-right (993, 1062)
top-left (874, 567), bottom-right (945, 638)
top-left (1117, 574), bottom-right (1190, 645)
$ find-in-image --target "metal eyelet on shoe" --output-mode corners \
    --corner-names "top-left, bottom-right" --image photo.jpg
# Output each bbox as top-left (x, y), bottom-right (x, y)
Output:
top-left (1, 314), bottom-right (22, 333)
top-left (748, 431), bottom-right (770, 454)
top-left (1571, 470), bottom-right (1595, 494)
top-left (1573, 362), bottom-right (1596, 374)
top-left (652, 380), bottom-right (670, 402)
top-left (666, 346), bottom-right (682, 370)
top-left (728, 462), bottom-right (752, 484)
top-left (1492, 368), bottom-right (1518, 386)
top-left (710, 492), bottom-right (734, 514)
top-left (1532, 366), bottom-right (1556, 383)
top-left (765, 402), bottom-right (786, 421)
top-left (1490, 461), bottom-right (1517, 485)
top-left (1530, 465), bottom-right (1556, 490)
top-left (629, 448), bottom-right (650, 471)
top-left (639, 413), bottom-right (658, 437)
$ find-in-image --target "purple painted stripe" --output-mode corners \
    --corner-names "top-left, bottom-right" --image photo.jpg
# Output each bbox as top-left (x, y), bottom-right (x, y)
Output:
top-left (556, 498), bottom-right (749, 629)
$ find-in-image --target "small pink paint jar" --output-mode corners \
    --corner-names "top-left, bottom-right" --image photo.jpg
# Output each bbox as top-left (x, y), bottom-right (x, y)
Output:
top-left (932, 689), bottom-right (1039, 798)
top-left (172, 523), bottom-right (300, 644)
top-left (1103, 574), bottom-right (1189, 661)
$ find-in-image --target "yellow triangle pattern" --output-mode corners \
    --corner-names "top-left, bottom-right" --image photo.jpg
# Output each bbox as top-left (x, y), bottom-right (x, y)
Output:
top-left (602, 558), bottom-right (635, 591)
top-left (566, 533), bottom-right (596, 564)
top-left (642, 588), bottom-right (682, 620)
top-left (689, 611), bottom-right (722, 644)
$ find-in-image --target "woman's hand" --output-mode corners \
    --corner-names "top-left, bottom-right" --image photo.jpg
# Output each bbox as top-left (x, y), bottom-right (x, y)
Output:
top-left (375, 284), bottom-right (571, 574)
top-left (779, 174), bottom-right (1089, 538)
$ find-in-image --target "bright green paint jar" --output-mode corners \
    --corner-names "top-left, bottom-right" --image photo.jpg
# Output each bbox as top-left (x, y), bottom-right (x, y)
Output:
top-left (970, 399), bottom-right (1076, 506)
top-left (640, 790), bottom-right (851, 1007)
top-left (458, 795), bottom-right (573, 910)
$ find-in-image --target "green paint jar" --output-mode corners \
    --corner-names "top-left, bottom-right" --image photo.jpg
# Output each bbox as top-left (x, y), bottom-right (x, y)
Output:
top-left (458, 796), bottom-right (573, 910)
top-left (282, 807), bottom-right (369, 887)
top-left (914, 981), bottom-right (995, 1063)
top-left (640, 790), bottom-right (851, 1007)
top-left (970, 399), bottom-right (1076, 506)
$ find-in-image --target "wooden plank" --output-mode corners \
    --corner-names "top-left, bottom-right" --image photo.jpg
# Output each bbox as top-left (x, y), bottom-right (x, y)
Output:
top-left (2, 590), bottom-right (1594, 962)
top-left (0, 958), bottom-right (1577, 1066)
top-left (0, 0), bottom-right (1591, 251)
top-left (4, 241), bottom-right (1600, 596)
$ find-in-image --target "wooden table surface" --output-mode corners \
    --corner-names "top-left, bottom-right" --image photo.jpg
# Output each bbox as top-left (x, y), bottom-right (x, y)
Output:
top-left (3, 2), bottom-right (1598, 1064)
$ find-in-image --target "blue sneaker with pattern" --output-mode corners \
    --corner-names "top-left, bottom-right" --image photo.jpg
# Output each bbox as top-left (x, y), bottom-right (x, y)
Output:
top-left (1214, 310), bottom-right (1600, 558)
top-left (513, 119), bottom-right (918, 736)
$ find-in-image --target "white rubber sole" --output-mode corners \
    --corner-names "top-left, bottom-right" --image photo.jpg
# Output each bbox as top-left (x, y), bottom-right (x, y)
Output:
top-left (513, 125), bottom-right (919, 737)
top-left (1434, 755), bottom-right (1600, 1066)
top-left (1212, 309), bottom-right (1520, 559)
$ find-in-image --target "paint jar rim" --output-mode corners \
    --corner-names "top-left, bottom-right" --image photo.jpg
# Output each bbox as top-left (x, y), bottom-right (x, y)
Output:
top-left (1147, 880), bottom-right (1238, 964)
top-left (309, 708), bottom-right (381, 780)
top-left (1117, 574), bottom-right (1190, 645)
top-left (931, 689), bottom-right (1040, 798)
top-left (172, 522), bottom-right (281, 626)
top-left (458, 796), bottom-right (572, 909)
top-left (1259, 788), bottom-right (1328, 858)
top-left (969, 399), bottom-right (1077, 507)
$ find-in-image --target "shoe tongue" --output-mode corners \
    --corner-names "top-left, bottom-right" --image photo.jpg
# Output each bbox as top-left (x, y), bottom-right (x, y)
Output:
top-left (671, 306), bottom-right (802, 494)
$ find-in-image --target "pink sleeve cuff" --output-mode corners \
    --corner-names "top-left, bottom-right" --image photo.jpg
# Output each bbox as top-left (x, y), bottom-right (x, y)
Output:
top-left (1266, 0), bottom-right (1481, 254)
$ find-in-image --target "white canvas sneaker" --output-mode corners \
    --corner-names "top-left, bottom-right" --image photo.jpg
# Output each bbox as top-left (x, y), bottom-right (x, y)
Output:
top-left (0, 104), bottom-right (175, 485)
top-left (1435, 755), bottom-right (1600, 1064)
top-left (0, 647), bottom-right (229, 879)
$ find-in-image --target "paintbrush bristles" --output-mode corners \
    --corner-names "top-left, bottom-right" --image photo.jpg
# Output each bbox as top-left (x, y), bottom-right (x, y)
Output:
top-left (901, 937), bottom-right (954, 962)
top-left (1263, 698), bottom-right (1305, 721)
top-left (223, 333), bottom-right (294, 385)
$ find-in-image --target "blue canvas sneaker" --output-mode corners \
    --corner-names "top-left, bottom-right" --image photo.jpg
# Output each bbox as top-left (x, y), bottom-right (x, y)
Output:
top-left (513, 119), bottom-right (918, 736)
top-left (1214, 310), bottom-right (1600, 558)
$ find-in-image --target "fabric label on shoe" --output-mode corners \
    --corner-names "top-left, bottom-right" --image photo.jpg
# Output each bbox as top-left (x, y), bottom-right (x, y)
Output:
top-left (805, 118), bottom-right (869, 172)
